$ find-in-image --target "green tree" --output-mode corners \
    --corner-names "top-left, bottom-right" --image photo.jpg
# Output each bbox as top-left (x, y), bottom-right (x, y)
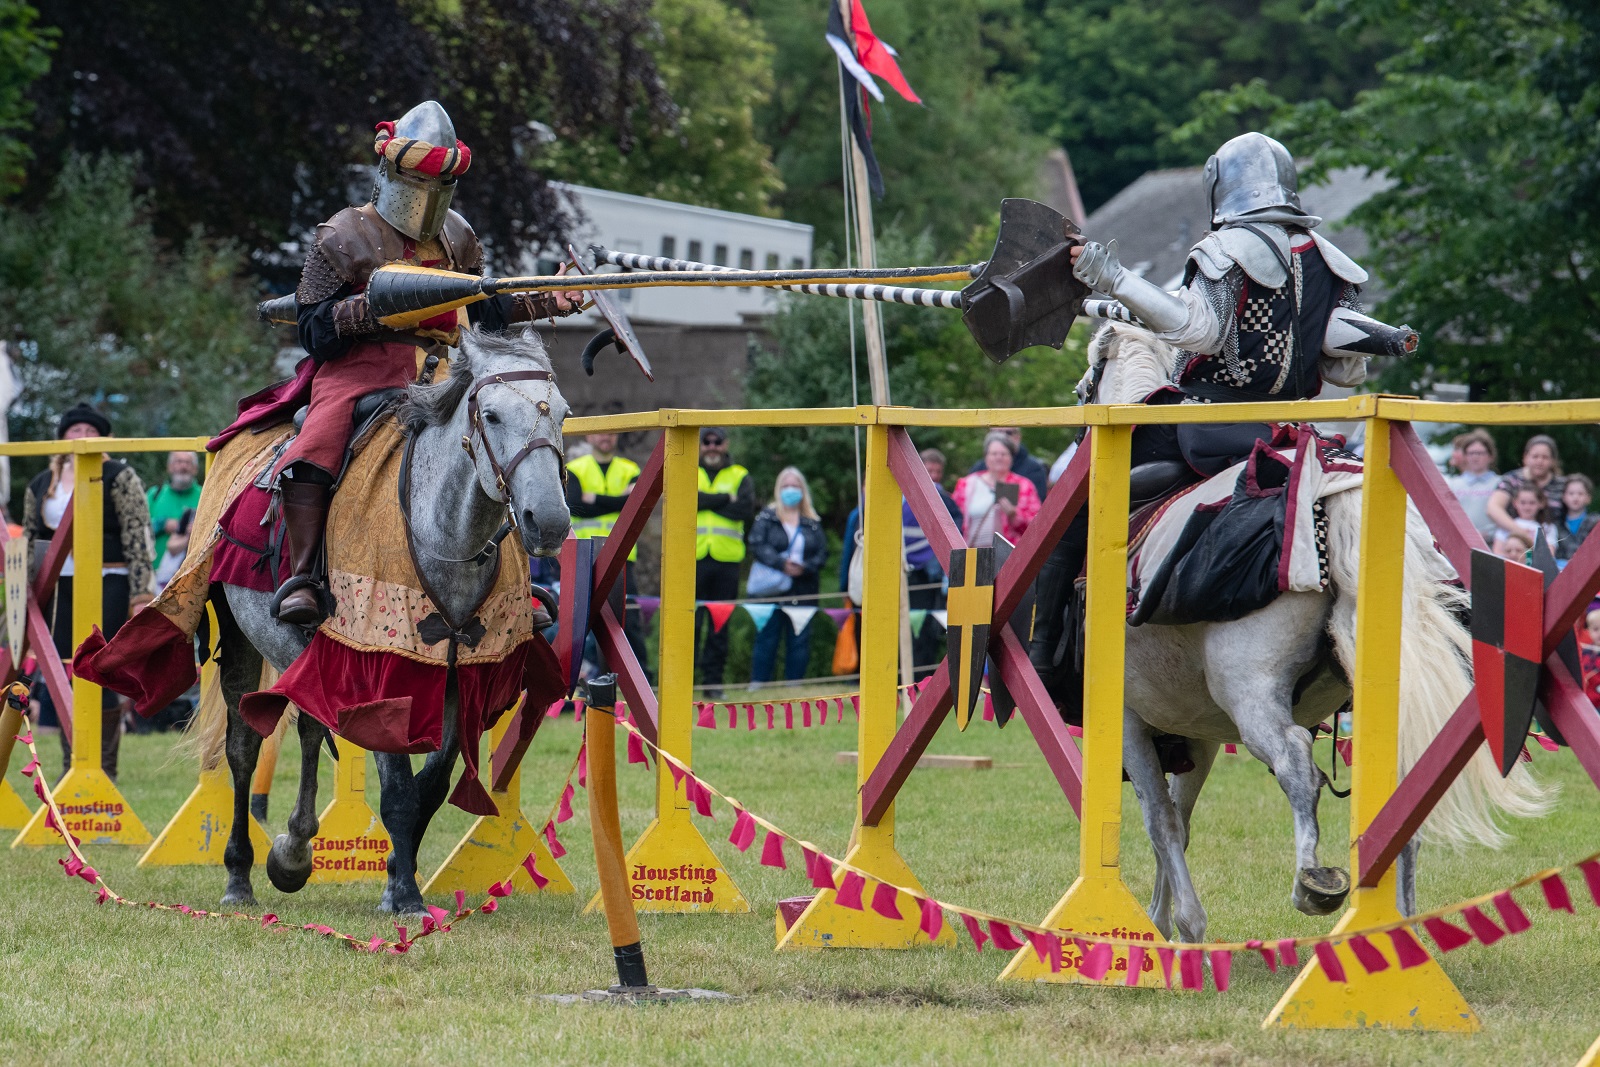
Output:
top-left (0, 0), bottom-right (53, 194)
top-left (738, 225), bottom-right (1087, 526)
top-left (1192, 0), bottom-right (1600, 466)
top-left (0, 155), bottom-right (278, 491)
top-left (1017, 0), bottom-right (1388, 210)
top-left (544, 0), bottom-right (783, 215)
top-left (747, 0), bottom-right (1045, 257)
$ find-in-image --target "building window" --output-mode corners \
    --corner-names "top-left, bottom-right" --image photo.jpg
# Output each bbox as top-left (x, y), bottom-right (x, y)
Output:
top-left (789, 256), bottom-right (805, 270)
top-left (738, 248), bottom-right (754, 270)
top-left (688, 239), bottom-right (703, 262)
top-left (714, 243), bottom-right (728, 265)
top-left (661, 236), bottom-right (676, 259)
top-left (765, 252), bottom-right (780, 270)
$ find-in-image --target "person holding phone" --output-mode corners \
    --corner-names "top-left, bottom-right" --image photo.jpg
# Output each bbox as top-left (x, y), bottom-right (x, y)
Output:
top-left (953, 431), bottom-right (1041, 546)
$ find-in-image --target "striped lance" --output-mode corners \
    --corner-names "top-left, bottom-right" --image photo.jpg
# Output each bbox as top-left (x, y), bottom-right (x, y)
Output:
top-left (590, 247), bottom-right (964, 309)
top-left (1081, 298), bottom-right (1141, 325)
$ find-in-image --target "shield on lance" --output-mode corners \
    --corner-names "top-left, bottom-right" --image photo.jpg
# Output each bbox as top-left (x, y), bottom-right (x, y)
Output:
top-left (1470, 549), bottom-right (1544, 777)
top-left (4, 537), bottom-right (26, 658)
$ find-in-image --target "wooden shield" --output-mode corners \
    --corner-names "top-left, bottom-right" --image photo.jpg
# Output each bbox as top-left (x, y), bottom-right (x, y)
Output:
top-left (1470, 549), bottom-right (1544, 776)
top-left (4, 537), bottom-right (25, 657)
top-left (945, 546), bottom-right (995, 731)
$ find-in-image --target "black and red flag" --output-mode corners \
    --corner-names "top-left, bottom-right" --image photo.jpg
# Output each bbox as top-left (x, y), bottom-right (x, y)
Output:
top-left (825, 0), bottom-right (921, 198)
top-left (1470, 548), bottom-right (1544, 776)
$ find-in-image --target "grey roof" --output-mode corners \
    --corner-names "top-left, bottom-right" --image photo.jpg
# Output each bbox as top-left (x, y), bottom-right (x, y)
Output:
top-left (1083, 165), bottom-right (1392, 289)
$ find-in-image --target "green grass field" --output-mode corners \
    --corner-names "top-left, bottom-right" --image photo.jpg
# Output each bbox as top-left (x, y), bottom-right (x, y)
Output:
top-left (1, 701), bottom-right (1597, 1066)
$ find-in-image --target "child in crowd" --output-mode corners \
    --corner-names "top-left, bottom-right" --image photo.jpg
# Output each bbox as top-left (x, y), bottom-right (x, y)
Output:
top-left (1581, 607), bottom-right (1600, 707)
top-left (1493, 485), bottom-right (1556, 556)
top-left (1555, 473), bottom-right (1598, 562)
top-left (1494, 530), bottom-right (1532, 563)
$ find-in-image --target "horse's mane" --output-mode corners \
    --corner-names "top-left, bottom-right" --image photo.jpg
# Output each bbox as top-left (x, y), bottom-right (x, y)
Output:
top-left (400, 325), bottom-right (554, 432)
top-left (1083, 323), bottom-right (1182, 405)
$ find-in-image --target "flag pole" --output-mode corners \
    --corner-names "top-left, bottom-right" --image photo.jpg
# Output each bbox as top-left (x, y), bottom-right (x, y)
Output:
top-left (835, 0), bottom-right (915, 701)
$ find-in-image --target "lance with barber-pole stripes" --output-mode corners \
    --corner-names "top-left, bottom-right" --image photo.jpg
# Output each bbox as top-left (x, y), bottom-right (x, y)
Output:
top-left (589, 246), bottom-right (965, 309)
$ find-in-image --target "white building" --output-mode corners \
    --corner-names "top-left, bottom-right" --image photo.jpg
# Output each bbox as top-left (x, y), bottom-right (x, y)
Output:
top-left (530, 184), bottom-right (814, 327)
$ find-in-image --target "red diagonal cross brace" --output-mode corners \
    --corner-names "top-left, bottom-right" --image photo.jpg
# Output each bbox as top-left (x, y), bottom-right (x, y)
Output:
top-left (491, 438), bottom-right (665, 791)
top-left (860, 427), bottom-right (1091, 825)
top-left (1356, 422), bottom-right (1600, 886)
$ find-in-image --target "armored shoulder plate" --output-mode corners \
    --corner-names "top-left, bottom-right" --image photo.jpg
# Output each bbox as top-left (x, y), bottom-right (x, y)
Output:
top-left (314, 205), bottom-right (410, 286)
top-left (437, 210), bottom-right (484, 276)
top-left (1309, 231), bottom-right (1369, 285)
top-left (1187, 225), bottom-right (1291, 288)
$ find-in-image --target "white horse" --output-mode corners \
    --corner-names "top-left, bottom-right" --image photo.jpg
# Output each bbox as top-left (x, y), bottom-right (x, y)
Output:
top-left (1074, 323), bottom-right (1550, 943)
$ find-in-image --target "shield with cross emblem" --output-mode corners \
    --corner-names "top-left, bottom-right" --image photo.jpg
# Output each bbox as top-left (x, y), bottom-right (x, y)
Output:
top-left (4, 537), bottom-right (25, 657)
top-left (1470, 548), bottom-right (1544, 777)
top-left (944, 546), bottom-right (995, 731)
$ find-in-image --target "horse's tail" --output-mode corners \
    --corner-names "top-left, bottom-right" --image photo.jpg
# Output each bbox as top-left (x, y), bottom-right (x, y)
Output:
top-left (1321, 489), bottom-right (1554, 848)
top-left (179, 660), bottom-right (286, 771)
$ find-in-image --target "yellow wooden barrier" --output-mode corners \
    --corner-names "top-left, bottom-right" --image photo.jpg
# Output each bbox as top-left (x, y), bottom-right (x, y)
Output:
top-left (306, 735), bottom-right (390, 883)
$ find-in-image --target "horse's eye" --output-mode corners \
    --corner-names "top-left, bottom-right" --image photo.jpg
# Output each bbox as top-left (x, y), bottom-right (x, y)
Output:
top-left (484, 411), bottom-right (500, 425)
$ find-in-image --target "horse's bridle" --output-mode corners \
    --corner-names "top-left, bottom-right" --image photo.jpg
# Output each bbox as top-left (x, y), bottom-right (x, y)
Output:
top-left (462, 369), bottom-right (565, 508)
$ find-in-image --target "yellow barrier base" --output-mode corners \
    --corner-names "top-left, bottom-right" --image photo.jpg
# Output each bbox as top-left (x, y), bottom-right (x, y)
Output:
top-left (776, 835), bottom-right (955, 950)
top-left (1263, 910), bottom-right (1479, 1031)
top-left (999, 875), bottom-right (1169, 986)
top-left (423, 797), bottom-right (574, 896)
top-left (1577, 1032), bottom-right (1600, 1066)
top-left (587, 814), bottom-right (748, 913)
top-left (139, 766), bottom-right (271, 867)
top-left (307, 739), bottom-right (390, 884)
top-left (13, 766), bottom-right (150, 847)
top-left (0, 778), bottom-right (32, 830)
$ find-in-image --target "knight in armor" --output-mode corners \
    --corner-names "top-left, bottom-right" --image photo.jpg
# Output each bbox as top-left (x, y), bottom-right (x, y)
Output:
top-left (276, 100), bottom-right (583, 625)
top-left (1030, 132), bottom-right (1417, 692)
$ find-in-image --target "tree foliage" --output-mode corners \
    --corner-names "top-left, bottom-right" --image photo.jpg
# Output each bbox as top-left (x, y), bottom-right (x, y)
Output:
top-left (0, 155), bottom-right (277, 490)
top-left (543, 0), bottom-right (783, 215)
top-left (738, 226), bottom-right (1087, 524)
top-left (1017, 0), bottom-right (1389, 210)
top-left (20, 0), bottom-right (673, 279)
top-left (747, 0), bottom-right (1045, 257)
top-left (0, 0), bottom-right (53, 195)
top-left (1195, 0), bottom-right (1600, 466)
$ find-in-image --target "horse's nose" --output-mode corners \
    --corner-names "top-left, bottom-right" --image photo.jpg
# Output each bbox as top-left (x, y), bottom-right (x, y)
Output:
top-left (522, 508), bottom-right (569, 554)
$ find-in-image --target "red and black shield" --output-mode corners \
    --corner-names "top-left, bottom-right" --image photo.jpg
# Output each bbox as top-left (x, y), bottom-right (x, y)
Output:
top-left (1470, 549), bottom-right (1543, 776)
top-left (944, 546), bottom-right (995, 731)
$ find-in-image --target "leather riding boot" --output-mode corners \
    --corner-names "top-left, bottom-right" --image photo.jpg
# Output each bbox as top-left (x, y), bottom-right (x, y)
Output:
top-left (275, 479), bottom-right (331, 625)
top-left (1028, 512), bottom-right (1088, 686)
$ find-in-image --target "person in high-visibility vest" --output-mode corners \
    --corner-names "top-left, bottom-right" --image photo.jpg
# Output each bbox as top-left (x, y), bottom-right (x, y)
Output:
top-left (693, 427), bottom-right (754, 698)
top-left (565, 432), bottom-right (650, 680)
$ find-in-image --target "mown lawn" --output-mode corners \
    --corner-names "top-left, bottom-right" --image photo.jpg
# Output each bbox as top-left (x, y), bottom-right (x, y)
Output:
top-left (0, 698), bottom-right (1596, 1066)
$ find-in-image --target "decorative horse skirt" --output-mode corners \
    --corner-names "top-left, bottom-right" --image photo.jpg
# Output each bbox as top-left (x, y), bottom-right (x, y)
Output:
top-left (77, 416), bottom-right (561, 816)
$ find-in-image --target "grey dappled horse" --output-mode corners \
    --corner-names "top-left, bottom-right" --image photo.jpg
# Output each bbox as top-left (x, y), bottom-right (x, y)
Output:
top-left (1072, 323), bottom-right (1550, 944)
top-left (215, 328), bottom-right (571, 917)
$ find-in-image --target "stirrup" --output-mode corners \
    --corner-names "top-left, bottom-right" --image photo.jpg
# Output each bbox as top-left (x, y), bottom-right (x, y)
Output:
top-left (271, 575), bottom-right (329, 623)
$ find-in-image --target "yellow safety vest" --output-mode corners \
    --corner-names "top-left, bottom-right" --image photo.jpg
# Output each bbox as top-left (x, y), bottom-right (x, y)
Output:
top-left (567, 453), bottom-right (641, 562)
top-left (696, 465), bottom-right (749, 562)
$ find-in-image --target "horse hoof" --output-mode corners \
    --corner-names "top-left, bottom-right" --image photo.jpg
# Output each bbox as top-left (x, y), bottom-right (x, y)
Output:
top-left (1294, 866), bottom-right (1351, 916)
top-left (221, 887), bottom-right (257, 908)
top-left (266, 834), bottom-right (313, 894)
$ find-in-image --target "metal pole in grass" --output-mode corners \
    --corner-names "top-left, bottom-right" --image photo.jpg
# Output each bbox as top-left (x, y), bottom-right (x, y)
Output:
top-left (566, 674), bottom-right (734, 1005)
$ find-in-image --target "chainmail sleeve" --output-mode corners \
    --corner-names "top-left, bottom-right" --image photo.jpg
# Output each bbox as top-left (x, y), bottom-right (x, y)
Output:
top-left (295, 244), bottom-right (346, 305)
top-left (1338, 281), bottom-right (1364, 313)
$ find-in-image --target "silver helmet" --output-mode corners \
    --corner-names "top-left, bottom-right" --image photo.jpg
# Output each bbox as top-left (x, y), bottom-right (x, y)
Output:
top-left (1202, 132), bottom-right (1302, 227)
top-left (373, 100), bottom-right (460, 241)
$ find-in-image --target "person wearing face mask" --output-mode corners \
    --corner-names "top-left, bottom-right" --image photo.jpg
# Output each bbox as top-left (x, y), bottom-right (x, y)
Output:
top-left (747, 468), bottom-right (828, 685)
top-left (148, 450), bottom-right (203, 591)
top-left (694, 427), bottom-right (754, 698)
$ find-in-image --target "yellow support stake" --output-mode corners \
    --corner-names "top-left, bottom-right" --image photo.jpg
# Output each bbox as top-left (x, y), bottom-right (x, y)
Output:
top-left (1265, 418), bottom-right (1478, 1030)
top-left (596, 424), bottom-right (746, 913)
top-left (425, 701), bottom-right (574, 896)
top-left (778, 423), bottom-right (953, 950)
top-left (1001, 423), bottom-right (1166, 985)
top-left (306, 735), bottom-right (391, 882)
top-left (0, 698), bottom-right (32, 829)
top-left (16, 452), bottom-right (149, 847)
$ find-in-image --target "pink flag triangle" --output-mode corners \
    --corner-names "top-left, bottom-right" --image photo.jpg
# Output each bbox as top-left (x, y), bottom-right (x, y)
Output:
top-left (1026, 930), bottom-right (1058, 969)
top-left (849, 0), bottom-right (921, 103)
top-left (522, 851), bottom-right (550, 889)
top-left (705, 601), bottom-right (737, 633)
top-left (729, 810), bottom-right (757, 851)
top-left (982, 692), bottom-right (995, 722)
top-left (1347, 934), bottom-right (1389, 974)
top-left (687, 777), bottom-right (714, 818)
top-left (1156, 947), bottom-right (1176, 988)
top-left (1276, 938), bottom-right (1299, 969)
top-left (783, 702), bottom-right (794, 729)
top-left (1388, 927), bottom-right (1431, 969)
top-left (1493, 891), bottom-right (1531, 934)
top-left (804, 848), bottom-right (836, 891)
top-left (988, 921), bottom-right (1025, 952)
top-left (1578, 859), bottom-right (1600, 906)
top-left (577, 744), bottom-right (588, 788)
top-left (455, 889), bottom-right (467, 914)
top-left (962, 912), bottom-right (988, 951)
top-left (745, 704), bottom-right (756, 730)
top-left (760, 830), bottom-right (786, 869)
top-left (765, 703), bottom-right (775, 729)
top-left (1255, 942), bottom-right (1277, 973)
top-left (836, 870), bottom-right (866, 910)
top-left (1461, 905), bottom-right (1505, 945)
top-left (1080, 940), bottom-right (1112, 980)
top-left (697, 702), bottom-right (716, 728)
top-left (1313, 942), bottom-right (1347, 983)
top-left (627, 730), bottom-right (647, 765)
top-left (556, 781), bottom-right (575, 823)
top-left (918, 897), bottom-right (944, 942)
top-left (1209, 950), bottom-right (1232, 991)
top-left (573, 699), bottom-right (585, 722)
top-left (1179, 948), bottom-right (1204, 990)
top-left (1125, 945), bottom-right (1147, 986)
top-left (669, 761), bottom-right (685, 788)
top-left (543, 820), bottom-right (566, 859)
top-left (1423, 915), bottom-right (1473, 952)
top-left (802, 701), bottom-right (812, 727)
top-left (1542, 872), bottom-right (1574, 913)
top-left (727, 703), bottom-right (737, 729)
top-left (870, 882), bottom-right (902, 921)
